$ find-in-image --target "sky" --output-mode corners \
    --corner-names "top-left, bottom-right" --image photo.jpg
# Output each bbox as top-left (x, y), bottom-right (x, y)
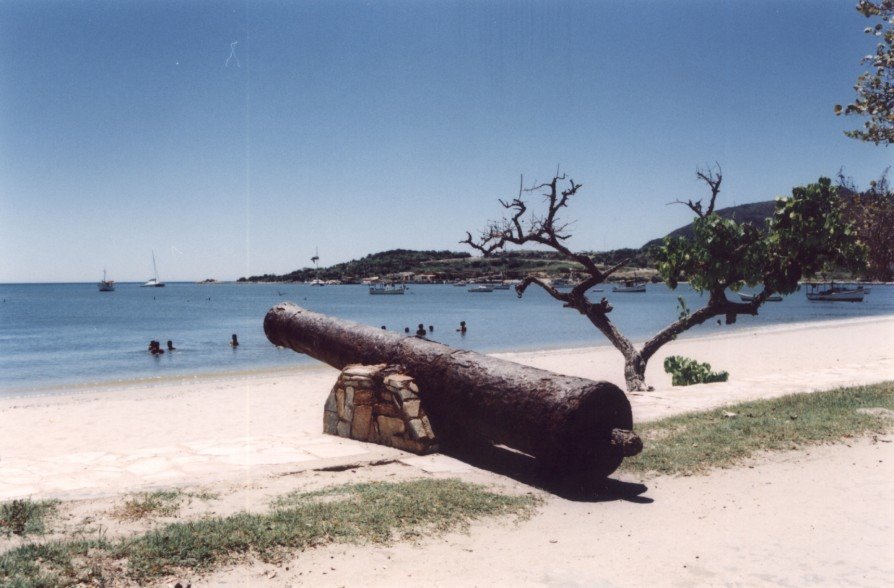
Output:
top-left (0, 0), bottom-right (890, 283)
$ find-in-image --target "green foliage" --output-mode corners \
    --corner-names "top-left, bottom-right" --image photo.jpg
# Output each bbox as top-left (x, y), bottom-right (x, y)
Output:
top-left (656, 178), bottom-right (865, 296)
top-left (842, 171), bottom-right (894, 281)
top-left (762, 178), bottom-right (865, 293)
top-left (622, 381), bottom-right (894, 475)
top-left (0, 500), bottom-right (58, 537)
top-left (676, 297), bottom-right (690, 321)
top-left (657, 215), bottom-right (764, 292)
top-left (835, 1), bottom-right (894, 144)
top-left (663, 356), bottom-right (729, 386)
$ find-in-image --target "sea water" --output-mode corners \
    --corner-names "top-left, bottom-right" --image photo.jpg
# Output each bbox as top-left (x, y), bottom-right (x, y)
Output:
top-left (0, 282), bottom-right (891, 396)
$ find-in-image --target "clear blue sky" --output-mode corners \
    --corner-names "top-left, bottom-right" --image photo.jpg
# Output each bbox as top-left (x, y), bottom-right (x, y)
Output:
top-left (1, 0), bottom-right (889, 282)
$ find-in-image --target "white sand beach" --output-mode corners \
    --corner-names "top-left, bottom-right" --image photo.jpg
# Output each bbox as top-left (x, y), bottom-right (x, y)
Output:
top-left (1, 316), bottom-right (892, 586)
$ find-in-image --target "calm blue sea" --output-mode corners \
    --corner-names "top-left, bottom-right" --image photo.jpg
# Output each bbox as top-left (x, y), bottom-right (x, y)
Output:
top-left (1, 282), bottom-right (892, 396)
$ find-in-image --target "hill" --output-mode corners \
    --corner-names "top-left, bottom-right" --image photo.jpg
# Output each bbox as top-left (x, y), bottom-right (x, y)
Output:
top-left (238, 247), bottom-right (656, 283)
top-left (643, 186), bottom-right (861, 250)
top-left (641, 200), bottom-right (776, 250)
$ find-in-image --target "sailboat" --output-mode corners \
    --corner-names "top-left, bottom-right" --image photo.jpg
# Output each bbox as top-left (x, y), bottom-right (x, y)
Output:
top-left (98, 269), bottom-right (115, 292)
top-left (141, 251), bottom-right (165, 287)
top-left (309, 247), bottom-right (324, 286)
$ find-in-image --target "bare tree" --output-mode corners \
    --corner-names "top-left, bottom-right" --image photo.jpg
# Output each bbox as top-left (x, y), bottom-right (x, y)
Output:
top-left (464, 169), bottom-right (860, 392)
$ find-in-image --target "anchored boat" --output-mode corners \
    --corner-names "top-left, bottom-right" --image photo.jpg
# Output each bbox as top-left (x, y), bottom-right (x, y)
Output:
top-left (141, 252), bottom-right (165, 287)
top-left (98, 269), bottom-right (115, 292)
top-left (611, 279), bottom-right (647, 293)
top-left (369, 284), bottom-right (407, 295)
top-left (805, 282), bottom-right (868, 302)
top-left (738, 292), bottom-right (782, 302)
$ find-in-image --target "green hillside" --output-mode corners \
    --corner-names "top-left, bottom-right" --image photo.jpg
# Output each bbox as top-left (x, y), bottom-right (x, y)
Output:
top-left (641, 200), bottom-right (777, 250)
top-left (238, 247), bottom-right (656, 283)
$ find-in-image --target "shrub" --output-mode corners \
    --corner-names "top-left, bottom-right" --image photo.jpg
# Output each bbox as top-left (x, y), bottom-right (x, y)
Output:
top-left (0, 499), bottom-right (58, 536)
top-left (663, 355), bottom-right (729, 386)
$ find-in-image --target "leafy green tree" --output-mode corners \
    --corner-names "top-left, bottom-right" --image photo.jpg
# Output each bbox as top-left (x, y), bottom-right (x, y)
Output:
top-left (835, 1), bottom-right (894, 144)
top-left (464, 169), bottom-right (863, 391)
top-left (838, 169), bottom-right (894, 280)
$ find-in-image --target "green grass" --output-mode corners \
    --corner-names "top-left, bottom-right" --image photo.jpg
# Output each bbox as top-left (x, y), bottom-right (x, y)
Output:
top-left (0, 500), bottom-right (59, 538)
top-left (622, 382), bottom-right (894, 476)
top-left (0, 479), bottom-right (538, 587)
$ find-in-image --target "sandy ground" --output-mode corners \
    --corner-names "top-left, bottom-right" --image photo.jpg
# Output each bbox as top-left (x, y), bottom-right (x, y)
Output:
top-left (1, 316), bottom-right (893, 586)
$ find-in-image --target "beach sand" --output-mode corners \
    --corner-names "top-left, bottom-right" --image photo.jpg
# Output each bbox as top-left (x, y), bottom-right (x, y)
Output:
top-left (1, 316), bottom-right (892, 585)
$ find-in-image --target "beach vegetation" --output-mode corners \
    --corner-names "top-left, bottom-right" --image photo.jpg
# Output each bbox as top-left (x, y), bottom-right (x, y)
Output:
top-left (623, 381), bottom-right (894, 475)
top-left (0, 499), bottom-right (59, 538)
top-left (663, 355), bottom-right (729, 386)
top-left (112, 490), bottom-right (184, 521)
top-left (835, 1), bottom-right (894, 145)
top-left (0, 479), bottom-right (538, 586)
top-left (838, 169), bottom-right (894, 281)
top-left (464, 169), bottom-right (862, 391)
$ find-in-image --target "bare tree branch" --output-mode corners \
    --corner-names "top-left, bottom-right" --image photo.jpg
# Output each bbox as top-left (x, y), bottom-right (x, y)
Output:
top-left (696, 163), bottom-right (722, 216)
top-left (515, 276), bottom-right (572, 304)
top-left (670, 164), bottom-right (723, 218)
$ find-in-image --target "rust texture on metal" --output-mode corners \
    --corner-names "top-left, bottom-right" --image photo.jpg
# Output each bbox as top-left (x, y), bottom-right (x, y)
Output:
top-left (264, 302), bottom-right (640, 478)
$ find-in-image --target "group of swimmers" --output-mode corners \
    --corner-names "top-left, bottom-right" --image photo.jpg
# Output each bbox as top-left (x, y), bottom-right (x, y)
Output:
top-left (147, 340), bottom-right (175, 355)
top-left (147, 334), bottom-right (240, 354)
top-left (146, 324), bottom-right (468, 355)
top-left (381, 321), bottom-right (467, 336)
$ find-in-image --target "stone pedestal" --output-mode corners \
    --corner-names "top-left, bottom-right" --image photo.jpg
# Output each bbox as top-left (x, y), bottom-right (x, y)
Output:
top-left (323, 364), bottom-right (438, 454)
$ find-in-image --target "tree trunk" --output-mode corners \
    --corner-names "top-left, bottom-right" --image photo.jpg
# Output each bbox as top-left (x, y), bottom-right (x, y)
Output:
top-left (623, 352), bottom-right (651, 392)
top-left (265, 303), bottom-right (641, 479)
top-left (584, 309), bottom-right (653, 392)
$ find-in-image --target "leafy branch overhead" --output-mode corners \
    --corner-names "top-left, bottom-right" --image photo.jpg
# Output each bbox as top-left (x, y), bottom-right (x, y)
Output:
top-left (835, 0), bottom-right (894, 144)
top-left (658, 176), bottom-right (864, 299)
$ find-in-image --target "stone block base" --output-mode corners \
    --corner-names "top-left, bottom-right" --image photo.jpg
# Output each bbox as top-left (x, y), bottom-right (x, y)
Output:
top-left (323, 364), bottom-right (438, 454)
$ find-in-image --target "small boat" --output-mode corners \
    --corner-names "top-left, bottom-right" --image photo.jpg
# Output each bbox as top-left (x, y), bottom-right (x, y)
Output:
top-left (738, 292), bottom-right (782, 302)
top-left (806, 282), bottom-right (868, 302)
top-left (309, 247), bottom-right (325, 285)
top-left (141, 251), bottom-right (165, 287)
top-left (453, 281), bottom-right (468, 287)
top-left (611, 279), bottom-right (646, 293)
top-left (98, 269), bottom-right (115, 292)
top-left (468, 285), bottom-right (494, 293)
top-left (369, 284), bottom-right (406, 295)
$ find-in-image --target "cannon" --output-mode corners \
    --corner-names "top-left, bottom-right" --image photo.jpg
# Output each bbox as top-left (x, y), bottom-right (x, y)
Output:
top-left (264, 303), bottom-right (641, 480)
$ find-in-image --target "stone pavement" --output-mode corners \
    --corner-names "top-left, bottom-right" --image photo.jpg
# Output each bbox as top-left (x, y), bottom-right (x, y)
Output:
top-left (0, 432), bottom-right (481, 501)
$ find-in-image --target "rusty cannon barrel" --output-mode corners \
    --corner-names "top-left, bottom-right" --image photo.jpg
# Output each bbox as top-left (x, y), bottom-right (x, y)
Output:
top-left (265, 303), bottom-right (640, 479)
